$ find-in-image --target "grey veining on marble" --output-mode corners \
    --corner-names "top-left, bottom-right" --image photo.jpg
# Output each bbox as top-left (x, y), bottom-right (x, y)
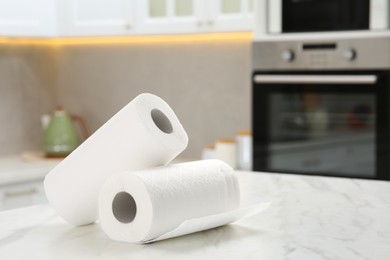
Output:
top-left (0, 172), bottom-right (389, 260)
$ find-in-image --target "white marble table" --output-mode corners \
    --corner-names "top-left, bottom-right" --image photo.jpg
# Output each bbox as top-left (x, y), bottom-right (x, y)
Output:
top-left (0, 171), bottom-right (389, 260)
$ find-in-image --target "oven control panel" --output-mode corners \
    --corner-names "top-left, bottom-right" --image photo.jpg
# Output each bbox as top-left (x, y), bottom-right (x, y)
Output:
top-left (253, 36), bottom-right (390, 70)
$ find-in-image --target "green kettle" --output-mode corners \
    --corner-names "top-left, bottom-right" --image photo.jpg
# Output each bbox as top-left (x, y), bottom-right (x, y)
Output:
top-left (43, 107), bottom-right (89, 158)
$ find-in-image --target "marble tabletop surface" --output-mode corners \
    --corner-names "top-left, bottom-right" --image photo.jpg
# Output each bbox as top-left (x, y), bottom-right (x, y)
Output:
top-left (0, 171), bottom-right (389, 260)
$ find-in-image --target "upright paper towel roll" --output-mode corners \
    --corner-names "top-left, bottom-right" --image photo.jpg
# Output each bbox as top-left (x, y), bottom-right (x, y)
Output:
top-left (99, 160), bottom-right (242, 243)
top-left (44, 93), bottom-right (188, 226)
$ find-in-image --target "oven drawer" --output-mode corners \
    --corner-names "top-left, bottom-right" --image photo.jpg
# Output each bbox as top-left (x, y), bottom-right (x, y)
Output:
top-left (0, 181), bottom-right (47, 211)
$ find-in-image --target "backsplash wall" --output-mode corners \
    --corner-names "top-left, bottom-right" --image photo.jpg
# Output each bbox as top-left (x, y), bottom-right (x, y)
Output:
top-left (0, 40), bottom-right (251, 158)
top-left (0, 45), bottom-right (56, 156)
top-left (55, 40), bottom-right (251, 158)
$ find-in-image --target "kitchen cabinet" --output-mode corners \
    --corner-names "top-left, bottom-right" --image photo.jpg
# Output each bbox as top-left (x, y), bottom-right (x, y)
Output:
top-left (57, 0), bottom-right (135, 36)
top-left (135, 0), bottom-right (205, 34)
top-left (0, 180), bottom-right (47, 211)
top-left (0, 0), bottom-right (254, 37)
top-left (0, 0), bottom-right (57, 37)
top-left (0, 156), bottom-right (55, 211)
top-left (136, 0), bottom-right (254, 34)
top-left (207, 0), bottom-right (254, 32)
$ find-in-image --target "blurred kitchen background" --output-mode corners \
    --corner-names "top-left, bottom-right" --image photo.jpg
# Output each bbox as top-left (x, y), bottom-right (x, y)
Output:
top-left (0, 1), bottom-right (253, 159)
top-left (0, 0), bottom-right (390, 210)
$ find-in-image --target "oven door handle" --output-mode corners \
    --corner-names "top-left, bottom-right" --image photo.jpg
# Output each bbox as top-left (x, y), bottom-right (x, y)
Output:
top-left (253, 75), bottom-right (377, 84)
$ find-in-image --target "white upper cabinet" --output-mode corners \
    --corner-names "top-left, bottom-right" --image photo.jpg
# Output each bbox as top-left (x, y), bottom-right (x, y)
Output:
top-left (136, 0), bottom-right (205, 34)
top-left (57, 0), bottom-right (135, 36)
top-left (0, 0), bottom-right (254, 37)
top-left (207, 0), bottom-right (254, 32)
top-left (136, 0), bottom-right (253, 34)
top-left (0, 0), bottom-right (57, 37)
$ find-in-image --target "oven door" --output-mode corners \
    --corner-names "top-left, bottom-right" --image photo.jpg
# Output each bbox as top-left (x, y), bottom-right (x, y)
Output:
top-left (252, 71), bottom-right (390, 180)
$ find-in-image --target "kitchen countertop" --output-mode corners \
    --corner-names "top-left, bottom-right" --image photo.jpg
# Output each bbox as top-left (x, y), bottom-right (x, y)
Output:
top-left (0, 171), bottom-right (389, 259)
top-left (0, 155), bottom-right (190, 186)
top-left (0, 156), bottom-right (58, 186)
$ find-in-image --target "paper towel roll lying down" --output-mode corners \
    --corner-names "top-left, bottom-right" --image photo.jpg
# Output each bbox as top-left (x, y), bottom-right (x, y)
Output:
top-left (44, 93), bottom-right (188, 226)
top-left (98, 160), bottom-right (270, 243)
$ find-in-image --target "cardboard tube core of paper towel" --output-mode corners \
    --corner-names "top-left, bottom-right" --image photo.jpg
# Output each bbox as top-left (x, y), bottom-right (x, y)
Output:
top-left (151, 109), bottom-right (173, 134)
top-left (112, 192), bottom-right (137, 223)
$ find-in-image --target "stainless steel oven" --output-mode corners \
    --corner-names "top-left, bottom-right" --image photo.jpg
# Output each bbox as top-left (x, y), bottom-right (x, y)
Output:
top-left (252, 35), bottom-right (390, 180)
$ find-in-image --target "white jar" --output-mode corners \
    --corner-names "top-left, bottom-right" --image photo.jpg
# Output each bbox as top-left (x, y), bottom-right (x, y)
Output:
top-left (201, 144), bottom-right (217, 160)
top-left (236, 130), bottom-right (252, 171)
top-left (215, 139), bottom-right (236, 169)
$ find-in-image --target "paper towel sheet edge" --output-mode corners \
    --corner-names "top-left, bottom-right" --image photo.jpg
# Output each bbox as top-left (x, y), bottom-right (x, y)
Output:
top-left (143, 201), bottom-right (272, 243)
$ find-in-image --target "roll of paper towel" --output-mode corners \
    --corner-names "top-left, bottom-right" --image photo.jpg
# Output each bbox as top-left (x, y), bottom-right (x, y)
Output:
top-left (44, 93), bottom-right (188, 226)
top-left (98, 159), bottom-right (270, 243)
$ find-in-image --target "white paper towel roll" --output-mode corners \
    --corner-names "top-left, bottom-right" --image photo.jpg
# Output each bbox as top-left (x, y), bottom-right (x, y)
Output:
top-left (44, 93), bottom-right (188, 226)
top-left (98, 159), bottom-right (270, 243)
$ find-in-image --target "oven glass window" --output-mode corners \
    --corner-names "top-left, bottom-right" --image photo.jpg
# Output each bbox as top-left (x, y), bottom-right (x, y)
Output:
top-left (268, 92), bottom-right (375, 177)
top-left (282, 0), bottom-right (369, 33)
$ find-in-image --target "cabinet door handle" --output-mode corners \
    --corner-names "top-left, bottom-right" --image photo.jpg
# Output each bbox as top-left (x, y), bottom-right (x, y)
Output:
top-left (4, 188), bottom-right (38, 197)
top-left (207, 20), bottom-right (214, 26)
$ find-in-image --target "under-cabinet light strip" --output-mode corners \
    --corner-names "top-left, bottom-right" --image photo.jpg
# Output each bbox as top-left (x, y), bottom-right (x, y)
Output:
top-left (0, 32), bottom-right (252, 46)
